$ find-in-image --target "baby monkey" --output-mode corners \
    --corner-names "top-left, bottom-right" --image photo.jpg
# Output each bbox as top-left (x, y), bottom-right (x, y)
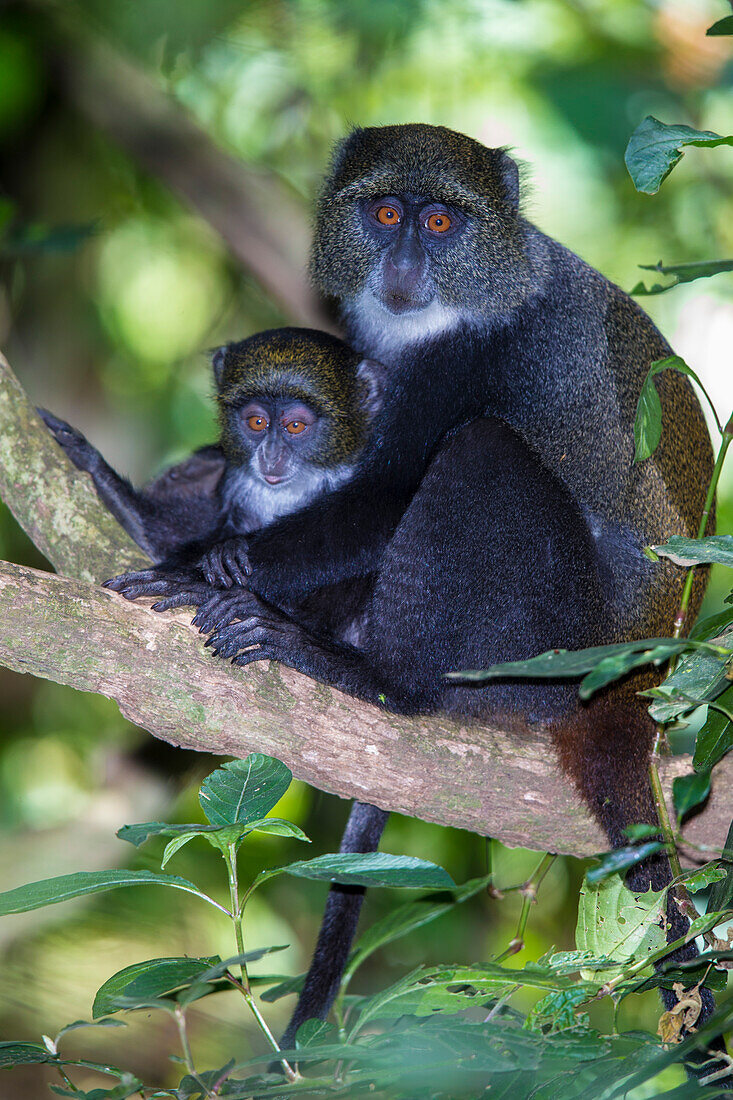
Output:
top-left (41, 327), bottom-right (385, 603)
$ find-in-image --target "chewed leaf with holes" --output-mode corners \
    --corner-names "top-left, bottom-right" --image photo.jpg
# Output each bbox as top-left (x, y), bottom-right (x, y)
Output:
top-left (575, 876), bottom-right (666, 982)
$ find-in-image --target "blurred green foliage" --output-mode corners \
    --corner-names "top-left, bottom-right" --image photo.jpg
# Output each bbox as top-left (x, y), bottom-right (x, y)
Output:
top-left (0, 0), bottom-right (731, 1094)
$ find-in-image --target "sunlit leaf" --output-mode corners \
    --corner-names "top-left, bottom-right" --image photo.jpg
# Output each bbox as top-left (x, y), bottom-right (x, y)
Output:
top-left (683, 864), bottom-right (727, 894)
top-left (295, 1019), bottom-right (337, 1048)
top-left (576, 877), bottom-right (667, 981)
top-left (634, 356), bottom-right (712, 462)
top-left (199, 754), bottom-right (291, 827)
top-left (625, 116), bottom-right (733, 194)
top-left (0, 1041), bottom-right (58, 1068)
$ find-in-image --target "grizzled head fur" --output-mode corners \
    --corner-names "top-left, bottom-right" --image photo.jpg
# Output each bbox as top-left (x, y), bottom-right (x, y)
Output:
top-left (214, 327), bottom-right (376, 467)
top-left (310, 123), bottom-right (549, 323)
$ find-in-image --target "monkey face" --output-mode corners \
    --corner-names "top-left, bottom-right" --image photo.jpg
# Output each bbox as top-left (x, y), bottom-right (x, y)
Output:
top-left (237, 397), bottom-right (324, 487)
top-left (310, 125), bottom-right (551, 355)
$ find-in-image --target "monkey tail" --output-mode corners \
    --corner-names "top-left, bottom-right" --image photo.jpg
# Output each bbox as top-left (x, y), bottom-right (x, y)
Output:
top-left (279, 801), bottom-right (389, 1052)
top-left (554, 690), bottom-right (732, 1086)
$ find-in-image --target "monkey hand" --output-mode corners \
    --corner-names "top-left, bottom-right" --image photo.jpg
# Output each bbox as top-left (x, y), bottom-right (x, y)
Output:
top-left (198, 537), bottom-right (251, 588)
top-left (103, 566), bottom-right (214, 612)
top-left (37, 408), bottom-right (100, 474)
top-left (191, 588), bottom-right (263, 634)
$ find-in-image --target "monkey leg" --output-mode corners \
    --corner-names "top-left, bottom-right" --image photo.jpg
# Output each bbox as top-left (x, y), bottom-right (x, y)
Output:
top-left (279, 801), bottom-right (389, 1053)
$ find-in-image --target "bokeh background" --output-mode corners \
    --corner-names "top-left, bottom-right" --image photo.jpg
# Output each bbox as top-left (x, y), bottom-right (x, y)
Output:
top-left (0, 0), bottom-right (731, 1096)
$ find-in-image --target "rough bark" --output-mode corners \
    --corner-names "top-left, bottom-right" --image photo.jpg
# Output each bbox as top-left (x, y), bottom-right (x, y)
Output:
top-left (1, 350), bottom-right (730, 857)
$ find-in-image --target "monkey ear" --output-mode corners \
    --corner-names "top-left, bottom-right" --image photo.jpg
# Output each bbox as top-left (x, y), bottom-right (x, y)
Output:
top-left (212, 346), bottom-right (228, 388)
top-left (356, 358), bottom-right (387, 420)
top-left (496, 150), bottom-right (520, 213)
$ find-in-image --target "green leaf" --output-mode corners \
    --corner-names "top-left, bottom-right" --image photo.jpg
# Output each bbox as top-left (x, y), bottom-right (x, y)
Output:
top-left (622, 823), bottom-right (660, 841)
top-left (198, 754), bottom-right (291, 827)
top-left (652, 646), bottom-right (731, 713)
top-left (652, 535), bottom-right (733, 568)
top-left (0, 1041), bottom-right (59, 1067)
top-left (633, 355), bottom-right (712, 462)
top-left (117, 822), bottom-right (202, 847)
top-left (673, 770), bottom-right (711, 820)
top-left (93, 957), bottom-right (221, 1017)
top-left (49, 1075), bottom-right (143, 1100)
top-left (345, 875), bottom-right (490, 984)
top-left (690, 604), bottom-right (733, 641)
top-left (276, 852), bottom-right (455, 889)
top-left (0, 869), bottom-right (207, 916)
top-left (295, 1019), bottom-right (337, 1048)
top-left (258, 971), bottom-right (304, 1003)
top-left (179, 947), bottom-right (290, 1006)
top-left (707, 14), bottom-right (733, 35)
top-left (55, 1019), bottom-right (126, 1043)
top-left (631, 258), bottom-right (733, 295)
top-left (708, 818), bottom-right (733, 916)
top-left (586, 841), bottom-right (663, 883)
top-left (683, 864), bottom-right (727, 893)
top-left (525, 987), bottom-right (591, 1034)
top-left (1, 220), bottom-right (98, 258)
top-left (694, 686), bottom-right (733, 771)
top-left (625, 116), bottom-right (733, 194)
top-left (575, 877), bottom-right (667, 981)
top-left (245, 817), bottom-right (310, 842)
top-left (579, 645), bottom-right (676, 699)
top-left (448, 638), bottom-right (688, 685)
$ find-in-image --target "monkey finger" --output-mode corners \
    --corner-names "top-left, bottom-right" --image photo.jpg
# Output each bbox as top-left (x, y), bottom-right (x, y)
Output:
top-left (152, 588), bottom-right (210, 613)
top-left (231, 645), bottom-right (275, 667)
top-left (222, 543), bottom-right (246, 587)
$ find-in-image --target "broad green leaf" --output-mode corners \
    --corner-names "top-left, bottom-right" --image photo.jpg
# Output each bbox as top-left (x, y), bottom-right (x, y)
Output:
top-left (586, 841), bottom-right (663, 883)
top-left (694, 686), bottom-right (733, 771)
top-left (345, 875), bottom-right (490, 983)
top-left (448, 638), bottom-right (688, 685)
top-left (0, 869), bottom-right (207, 916)
top-left (93, 957), bottom-right (221, 1017)
top-left (652, 535), bottom-right (733, 568)
top-left (0, 1041), bottom-right (59, 1067)
top-left (117, 821), bottom-right (195, 847)
top-left (622, 823), bottom-right (660, 841)
top-left (576, 877), bottom-right (667, 981)
top-left (646, 646), bottom-right (731, 725)
top-left (295, 1019), bottom-right (337, 1048)
top-left (198, 754), bottom-right (291, 827)
top-left (179, 947), bottom-right (290, 1006)
top-left (634, 356), bottom-right (712, 462)
top-left (708, 818), bottom-right (733, 916)
top-left (162, 831), bottom-right (205, 867)
top-left (276, 852), bottom-right (455, 889)
top-left (631, 258), bottom-right (733, 295)
top-left (707, 14), bottom-right (733, 34)
top-left (525, 987), bottom-right (591, 1033)
top-left (673, 770), bottom-right (711, 820)
top-left (683, 864), bottom-right (727, 893)
top-left (625, 116), bottom-right (733, 194)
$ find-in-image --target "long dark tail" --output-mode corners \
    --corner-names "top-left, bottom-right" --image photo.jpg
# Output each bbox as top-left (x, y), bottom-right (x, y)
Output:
top-left (554, 691), bottom-right (732, 1087)
top-left (280, 801), bottom-right (389, 1050)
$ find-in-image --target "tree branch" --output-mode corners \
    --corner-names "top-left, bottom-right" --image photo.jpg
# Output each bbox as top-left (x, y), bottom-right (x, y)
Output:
top-left (42, 3), bottom-right (330, 328)
top-left (1, 350), bottom-right (730, 857)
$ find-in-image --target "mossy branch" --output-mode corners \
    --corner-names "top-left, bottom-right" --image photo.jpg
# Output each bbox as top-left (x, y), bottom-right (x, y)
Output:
top-left (1, 351), bottom-right (730, 857)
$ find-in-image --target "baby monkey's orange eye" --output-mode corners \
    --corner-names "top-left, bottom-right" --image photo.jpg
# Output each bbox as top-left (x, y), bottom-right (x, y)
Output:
top-left (426, 212), bottom-right (451, 233)
top-left (376, 205), bottom-right (401, 226)
top-left (286, 421), bottom-right (307, 434)
top-left (247, 415), bottom-right (268, 431)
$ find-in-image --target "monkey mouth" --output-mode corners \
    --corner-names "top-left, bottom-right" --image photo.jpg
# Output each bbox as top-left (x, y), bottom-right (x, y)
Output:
top-left (263, 474), bottom-right (288, 485)
top-left (380, 291), bottom-right (432, 315)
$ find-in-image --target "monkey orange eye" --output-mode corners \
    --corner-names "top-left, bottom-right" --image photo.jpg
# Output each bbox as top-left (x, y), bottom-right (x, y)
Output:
top-left (425, 212), bottom-right (451, 233)
top-left (247, 415), bottom-right (268, 431)
top-left (285, 420), bottom-right (307, 435)
top-left (375, 205), bottom-right (401, 226)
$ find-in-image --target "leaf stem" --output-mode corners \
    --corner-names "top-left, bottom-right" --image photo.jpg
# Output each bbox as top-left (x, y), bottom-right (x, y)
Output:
top-left (224, 845), bottom-right (297, 1083)
top-left (493, 853), bottom-right (556, 963)
top-left (174, 1006), bottom-right (212, 1099)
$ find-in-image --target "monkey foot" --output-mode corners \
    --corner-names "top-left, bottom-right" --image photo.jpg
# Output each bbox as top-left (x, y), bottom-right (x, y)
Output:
top-left (204, 606), bottom-right (294, 664)
top-left (192, 588), bottom-right (263, 634)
